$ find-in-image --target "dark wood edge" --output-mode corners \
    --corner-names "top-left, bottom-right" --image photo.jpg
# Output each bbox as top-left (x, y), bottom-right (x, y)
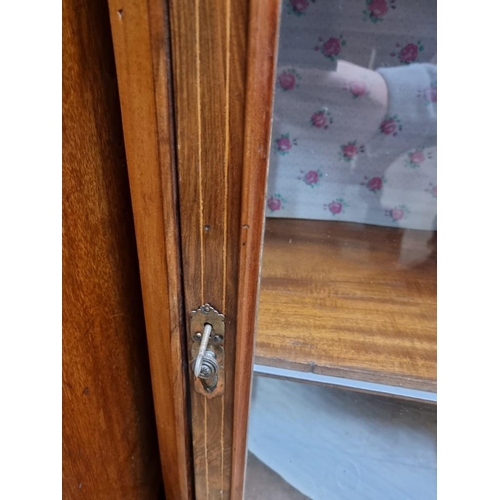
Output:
top-left (231, 1), bottom-right (281, 498)
top-left (107, 1), bottom-right (193, 498)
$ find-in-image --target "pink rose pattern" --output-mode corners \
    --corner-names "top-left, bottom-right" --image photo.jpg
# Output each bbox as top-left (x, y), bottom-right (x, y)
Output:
top-left (423, 86), bottom-right (437, 103)
top-left (324, 199), bottom-right (348, 216)
top-left (310, 108), bottom-right (333, 129)
top-left (314, 35), bottom-right (346, 63)
top-left (298, 169), bottom-right (322, 187)
top-left (361, 175), bottom-right (386, 193)
top-left (390, 41), bottom-right (424, 64)
top-left (425, 183), bottom-right (437, 198)
top-left (344, 80), bottom-right (368, 99)
top-left (275, 133), bottom-right (298, 156)
top-left (286, 0), bottom-right (314, 17)
top-left (363, 0), bottom-right (396, 23)
top-left (379, 115), bottom-right (402, 136)
top-left (265, 2), bottom-right (436, 228)
top-left (339, 141), bottom-right (365, 162)
top-left (278, 69), bottom-right (301, 91)
top-left (385, 205), bottom-right (410, 222)
top-left (418, 81), bottom-right (437, 104)
top-left (406, 148), bottom-right (432, 168)
top-left (267, 194), bottom-right (286, 212)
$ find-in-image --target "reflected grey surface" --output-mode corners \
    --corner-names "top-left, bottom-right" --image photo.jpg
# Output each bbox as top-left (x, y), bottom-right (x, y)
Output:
top-left (247, 376), bottom-right (436, 500)
top-left (245, 452), bottom-right (311, 500)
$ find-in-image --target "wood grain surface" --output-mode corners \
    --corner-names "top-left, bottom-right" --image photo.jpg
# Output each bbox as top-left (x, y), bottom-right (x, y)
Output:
top-left (107, 0), bottom-right (281, 497)
top-left (107, 0), bottom-right (193, 498)
top-left (62, 0), bottom-right (161, 497)
top-left (168, 1), bottom-right (248, 497)
top-left (256, 218), bottom-right (437, 392)
top-left (231, 1), bottom-right (281, 498)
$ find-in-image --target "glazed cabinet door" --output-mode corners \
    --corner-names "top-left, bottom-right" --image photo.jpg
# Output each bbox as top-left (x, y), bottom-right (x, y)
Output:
top-left (243, 1), bottom-right (437, 499)
top-left (107, 0), bottom-right (280, 498)
top-left (108, 0), bottom-right (437, 499)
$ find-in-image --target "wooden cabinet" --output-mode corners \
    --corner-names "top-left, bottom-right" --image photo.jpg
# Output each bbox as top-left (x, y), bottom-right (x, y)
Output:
top-left (62, 0), bottom-right (162, 497)
top-left (99, 0), bottom-right (438, 498)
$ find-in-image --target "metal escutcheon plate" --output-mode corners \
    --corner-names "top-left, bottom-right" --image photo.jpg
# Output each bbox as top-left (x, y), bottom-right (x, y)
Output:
top-left (190, 304), bottom-right (225, 398)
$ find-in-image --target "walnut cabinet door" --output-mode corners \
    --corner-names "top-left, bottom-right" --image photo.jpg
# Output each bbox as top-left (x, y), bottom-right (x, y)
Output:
top-left (107, 0), bottom-right (437, 499)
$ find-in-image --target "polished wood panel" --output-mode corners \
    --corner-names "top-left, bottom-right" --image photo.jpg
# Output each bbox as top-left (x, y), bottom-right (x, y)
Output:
top-left (168, 0), bottom-right (248, 497)
top-left (107, 0), bottom-right (192, 498)
top-left (107, 0), bottom-right (281, 496)
top-left (256, 218), bottom-right (437, 391)
top-left (62, 0), bottom-right (161, 496)
top-left (231, 1), bottom-right (281, 498)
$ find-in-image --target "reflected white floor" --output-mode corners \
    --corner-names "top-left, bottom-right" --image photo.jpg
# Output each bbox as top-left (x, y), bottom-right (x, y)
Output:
top-left (247, 376), bottom-right (437, 500)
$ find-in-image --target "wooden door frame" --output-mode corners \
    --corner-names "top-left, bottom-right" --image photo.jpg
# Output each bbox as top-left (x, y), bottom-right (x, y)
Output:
top-left (231, 2), bottom-right (281, 496)
top-left (107, 0), bottom-right (193, 498)
top-left (108, 0), bottom-right (280, 498)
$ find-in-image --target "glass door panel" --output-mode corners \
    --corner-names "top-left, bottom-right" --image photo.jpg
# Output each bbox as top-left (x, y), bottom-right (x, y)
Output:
top-left (246, 0), bottom-right (437, 498)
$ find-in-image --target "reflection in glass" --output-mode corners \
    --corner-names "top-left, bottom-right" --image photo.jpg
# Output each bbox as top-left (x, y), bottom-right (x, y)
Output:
top-left (246, 377), bottom-right (436, 500)
top-left (246, 0), bottom-right (437, 498)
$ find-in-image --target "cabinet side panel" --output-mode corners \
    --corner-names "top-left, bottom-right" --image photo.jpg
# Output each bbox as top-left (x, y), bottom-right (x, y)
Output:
top-left (106, 0), bottom-right (193, 498)
top-left (62, 0), bottom-right (162, 497)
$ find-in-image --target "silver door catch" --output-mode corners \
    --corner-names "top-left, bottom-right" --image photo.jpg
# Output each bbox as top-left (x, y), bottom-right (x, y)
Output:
top-left (193, 322), bottom-right (213, 377)
top-left (190, 304), bottom-right (225, 397)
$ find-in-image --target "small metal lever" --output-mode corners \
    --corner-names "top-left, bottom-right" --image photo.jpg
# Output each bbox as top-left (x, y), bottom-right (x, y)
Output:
top-left (193, 323), bottom-right (213, 377)
top-left (190, 304), bottom-right (225, 397)
top-left (195, 350), bottom-right (219, 393)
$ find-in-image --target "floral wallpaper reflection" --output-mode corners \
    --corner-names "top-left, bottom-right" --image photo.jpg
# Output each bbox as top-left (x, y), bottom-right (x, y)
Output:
top-left (267, 0), bottom-right (437, 230)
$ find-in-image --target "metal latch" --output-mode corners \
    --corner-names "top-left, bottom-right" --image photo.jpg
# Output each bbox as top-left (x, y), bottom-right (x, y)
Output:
top-left (190, 304), bottom-right (225, 397)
